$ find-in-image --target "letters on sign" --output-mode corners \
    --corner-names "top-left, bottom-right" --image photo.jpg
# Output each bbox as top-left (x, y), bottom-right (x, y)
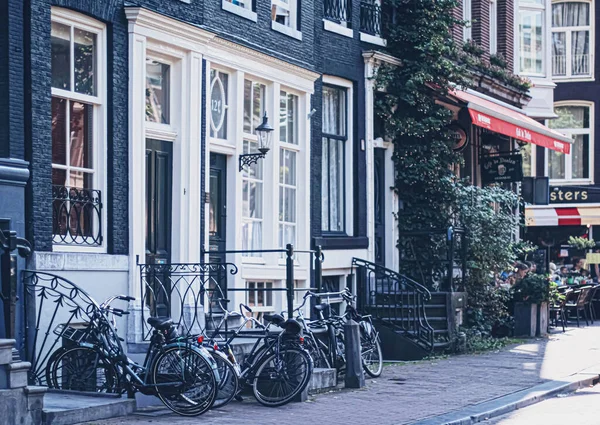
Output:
top-left (481, 154), bottom-right (523, 184)
top-left (549, 186), bottom-right (597, 204)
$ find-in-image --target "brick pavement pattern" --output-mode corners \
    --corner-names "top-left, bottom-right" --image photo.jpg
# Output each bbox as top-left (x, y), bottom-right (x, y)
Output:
top-left (90, 324), bottom-right (600, 425)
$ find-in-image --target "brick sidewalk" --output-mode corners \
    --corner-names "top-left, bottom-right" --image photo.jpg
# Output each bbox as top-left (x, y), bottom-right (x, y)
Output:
top-left (90, 324), bottom-right (600, 425)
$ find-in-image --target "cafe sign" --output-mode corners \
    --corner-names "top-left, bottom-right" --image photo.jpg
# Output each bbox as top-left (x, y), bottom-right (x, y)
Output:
top-left (549, 186), bottom-right (600, 204)
top-left (481, 154), bottom-right (523, 184)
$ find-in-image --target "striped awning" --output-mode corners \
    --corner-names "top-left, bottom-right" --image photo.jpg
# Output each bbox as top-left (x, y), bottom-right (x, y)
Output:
top-left (525, 206), bottom-right (600, 226)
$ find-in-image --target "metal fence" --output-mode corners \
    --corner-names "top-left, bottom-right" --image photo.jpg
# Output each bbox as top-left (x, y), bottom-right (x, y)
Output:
top-left (52, 185), bottom-right (102, 246)
top-left (359, 1), bottom-right (382, 37)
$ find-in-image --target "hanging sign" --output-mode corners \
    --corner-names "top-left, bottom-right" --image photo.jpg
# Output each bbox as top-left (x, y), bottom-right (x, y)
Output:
top-left (449, 122), bottom-right (469, 151)
top-left (481, 154), bottom-right (523, 184)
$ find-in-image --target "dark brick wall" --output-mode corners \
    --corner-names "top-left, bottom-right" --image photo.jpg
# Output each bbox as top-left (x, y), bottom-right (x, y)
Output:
top-left (311, 0), bottom-right (369, 245)
top-left (471, 0), bottom-right (490, 60)
top-left (497, 0), bottom-right (514, 70)
top-left (0, 0), bottom-right (25, 160)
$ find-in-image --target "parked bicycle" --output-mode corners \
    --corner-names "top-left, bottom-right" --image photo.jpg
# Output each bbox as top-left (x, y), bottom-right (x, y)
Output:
top-left (46, 295), bottom-right (220, 416)
top-left (295, 288), bottom-right (383, 378)
top-left (204, 298), bottom-right (313, 407)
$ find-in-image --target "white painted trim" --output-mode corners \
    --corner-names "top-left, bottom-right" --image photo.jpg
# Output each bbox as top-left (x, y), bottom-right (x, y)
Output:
top-left (32, 252), bottom-right (129, 272)
top-left (145, 125), bottom-right (178, 142)
top-left (271, 21), bottom-right (303, 41)
top-left (359, 32), bottom-right (386, 47)
top-left (323, 19), bottom-right (354, 38)
top-left (221, 0), bottom-right (258, 22)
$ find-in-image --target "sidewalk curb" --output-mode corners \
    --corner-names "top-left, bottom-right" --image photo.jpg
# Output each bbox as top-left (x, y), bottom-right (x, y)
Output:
top-left (406, 373), bottom-right (600, 425)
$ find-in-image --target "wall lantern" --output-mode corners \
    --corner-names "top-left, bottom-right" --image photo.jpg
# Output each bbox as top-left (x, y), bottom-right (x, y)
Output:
top-left (239, 112), bottom-right (274, 171)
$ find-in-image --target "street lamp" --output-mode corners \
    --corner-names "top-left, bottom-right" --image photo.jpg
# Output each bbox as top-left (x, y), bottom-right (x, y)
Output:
top-left (239, 112), bottom-right (274, 171)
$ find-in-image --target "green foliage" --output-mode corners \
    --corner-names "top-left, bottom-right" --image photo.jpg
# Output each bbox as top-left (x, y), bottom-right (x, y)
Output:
top-left (463, 328), bottom-right (523, 353)
top-left (567, 236), bottom-right (595, 250)
top-left (512, 273), bottom-right (551, 304)
top-left (511, 240), bottom-right (538, 260)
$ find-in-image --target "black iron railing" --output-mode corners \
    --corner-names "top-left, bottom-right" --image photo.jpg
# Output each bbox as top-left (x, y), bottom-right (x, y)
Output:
top-left (360, 1), bottom-right (382, 37)
top-left (352, 258), bottom-right (434, 353)
top-left (324, 0), bottom-right (352, 27)
top-left (139, 245), bottom-right (324, 341)
top-left (52, 185), bottom-right (102, 246)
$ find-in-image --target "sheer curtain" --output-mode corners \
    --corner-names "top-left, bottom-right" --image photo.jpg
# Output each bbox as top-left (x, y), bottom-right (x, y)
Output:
top-left (552, 2), bottom-right (590, 74)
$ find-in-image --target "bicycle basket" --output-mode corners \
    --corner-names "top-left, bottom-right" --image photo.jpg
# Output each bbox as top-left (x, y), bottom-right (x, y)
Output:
top-left (53, 323), bottom-right (92, 344)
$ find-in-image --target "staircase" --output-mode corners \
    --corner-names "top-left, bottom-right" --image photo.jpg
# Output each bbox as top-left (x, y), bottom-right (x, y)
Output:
top-left (352, 258), bottom-right (435, 360)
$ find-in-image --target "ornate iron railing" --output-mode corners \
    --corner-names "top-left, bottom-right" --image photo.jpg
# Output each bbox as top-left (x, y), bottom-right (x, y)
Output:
top-left (360, 1), bottom-right (382, 37)
top-left (324, 0), bottom-right (352, 27)
top-left (52, 185), bottom-right (102, 246)
top-left (139, 261), bottom-right (242, 341)
top-left (21, 270), bottom-right (106, 387)
top-left (352, 258), bottom-right (434, 353)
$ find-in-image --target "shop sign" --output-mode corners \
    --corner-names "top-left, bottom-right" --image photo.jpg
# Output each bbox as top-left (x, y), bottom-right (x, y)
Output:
top-left (449, 122), bottom-right (468, 151)
top-left (481, 154), bottom-right (523, 184)
top-left (549, 186), bottom-right (600, 204)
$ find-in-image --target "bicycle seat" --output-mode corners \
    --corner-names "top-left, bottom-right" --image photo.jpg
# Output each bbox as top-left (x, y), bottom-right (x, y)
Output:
top-left (147, 317), bottom-right (173, 330)
top-left (263, 313), bottom-right (285, 325)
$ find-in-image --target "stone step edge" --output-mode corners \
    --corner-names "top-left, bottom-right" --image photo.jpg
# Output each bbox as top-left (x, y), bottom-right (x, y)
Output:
top-left (405, 372), bottom-right (600, 425)
top-left (42, 397), bottom-right (136, 425)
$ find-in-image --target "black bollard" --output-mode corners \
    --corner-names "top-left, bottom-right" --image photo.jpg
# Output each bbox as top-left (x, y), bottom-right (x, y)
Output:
top-left (344, 319), bottom-right (365, 388)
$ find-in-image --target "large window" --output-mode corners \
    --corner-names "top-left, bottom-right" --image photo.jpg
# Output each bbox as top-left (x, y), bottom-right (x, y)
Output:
top-left (51, 9), bottom-right (105, 247)
top-left (272, 0), bottom-right (298, 29)
top-left (551, 1), bottom-right (592, 78)
top-left (322, 85), bottom-right (347, 234)
top-left (519, 0), bottom-right (545, 76)
top-left (279, 91), bottom-right (298, 249)
top-left (547, 104), bottom-right (592, 181)
top-left (463, 0), bottom-right (472, 41)
top-left (242, 80), bottom-right (266, 254)
top-left (146, 60), bottom-right (170, 124)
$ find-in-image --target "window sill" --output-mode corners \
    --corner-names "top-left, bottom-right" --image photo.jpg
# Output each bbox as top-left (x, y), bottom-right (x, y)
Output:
top-left (359, 32), bottom-right (386, 47)
top-left (549, 179), bottom-right (594, 186)
top-left (221, 0), bottom-right (257, 22)
top-left (271, 21), bottom-right (302, 41)
top-left (323, 19), bottom-right (353, 38)
top-left (241, 256), bottom-right (266, 265)
top-left (33, 251), bottom-right (128, 271)
top-left (313, 236), bottom-right (369, 250)
top-left (552, 76), bottom-right (595, 83)
top-left (52, 244), bottom-right (106, 254)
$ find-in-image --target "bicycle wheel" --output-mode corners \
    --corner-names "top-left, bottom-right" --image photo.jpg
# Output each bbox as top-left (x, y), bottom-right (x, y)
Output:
top-left (151, 346), bottom-right (217, 416)
top-left (50, 346), bottom-right (120, 393)
top-left (252, 347), bottom-right (312, 407)
top-left (361, 328), bottom-right (383, 378)
top-left (304, 336), bottom-right (331, 369)
top-left (209, 350), bottom-right (239, 408)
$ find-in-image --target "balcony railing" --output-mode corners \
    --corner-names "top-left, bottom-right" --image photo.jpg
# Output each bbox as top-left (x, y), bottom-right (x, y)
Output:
top-left (52, 185), bottom-right (102, 246)
top-left (360, 1), bottom-right (382, 37)
top-left (552, 54), bottom-right (590, 77)
top-left (324, 0), bottom-right (352, 27)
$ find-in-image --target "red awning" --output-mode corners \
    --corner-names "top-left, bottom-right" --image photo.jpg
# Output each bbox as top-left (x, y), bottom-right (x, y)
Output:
top-left (451, 90), bottom-right (573, 154)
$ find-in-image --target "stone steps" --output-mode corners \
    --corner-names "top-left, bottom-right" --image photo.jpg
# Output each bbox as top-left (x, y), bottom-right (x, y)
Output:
top-left (42, 391), bottom-right (136, 425)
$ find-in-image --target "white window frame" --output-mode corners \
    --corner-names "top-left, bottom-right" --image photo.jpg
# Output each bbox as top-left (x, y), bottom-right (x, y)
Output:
top-left (551, 0), bottom-right (594, 80)
top-left (518, 1), bottom-right (547, 77)
top-left (545, 101), bottom-right (594, 184)
top-left (271, 0), bottom-right (301, 39)
top-left (321, 76), bottom-right (354, 237)
top-left (51, 7), bottom-right (107, 253)
top-left (278, 90), bottom-right (299, 251)
top-left (490, 0), bottom-right (498, 54)
top-left (209, 68), bottom-right (231, 141)
top-left (463, 0), bottom-right (472, 41)
top-left (222, 0), bottom-right (258, 22)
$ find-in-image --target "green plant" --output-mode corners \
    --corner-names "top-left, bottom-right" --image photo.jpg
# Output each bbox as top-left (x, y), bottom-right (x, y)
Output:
top-left (489, 53), bottom-right (508, 68)
top-left (511, 241), bottom-right (538, 261)
top-left (567, 236), bottom-right (595, 250)
top-left (513, 273), bottom-right (551, 304)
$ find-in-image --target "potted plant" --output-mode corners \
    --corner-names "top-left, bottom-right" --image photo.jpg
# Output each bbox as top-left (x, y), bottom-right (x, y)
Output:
top-left (512, 274), bottom-right (551, 337)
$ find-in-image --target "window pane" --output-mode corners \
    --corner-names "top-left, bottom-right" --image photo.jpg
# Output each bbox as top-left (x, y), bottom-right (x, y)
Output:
top-left (321, 138), bottom-right (330, 231)
top-left (548, 150), bottom-right (566, 179)
top-left (521, 143), bottom-right (532, 177)
top-left (51, 22), bottom-right (71, 90)
top-left (572, 31), bottom-right (590, 75)
top-left (210, 70), bottom-right (229, 139)
top-left (572, 134), bottom-right (589, 179)
top-left (252, 83), bottom-right (266, 132)
top-left (519, 10), bottom-right (544, 74)
top-left (52, 168), bottom-right (66, 187)
top-left (552, 2), bottom-right (590, 27)
top-left (288, 94), bottom-right (297, 144)
top-left (243, 80), bottom-right (252, 133)
top-left (280, 91), bottom-right (288, 143)
top-left (330, 139), bottom-right (344, 231)
top-left (552, 32), bottom-right (566, 76)
top-left (285, 187), bottom-right (296, 222)
top-left (323, 86), bottom-right (346, 136)
top-left (74, 28), bottom-right (96, 95)
top-left (146, 61), bottom-right (170, 124)
top-left (69, 101), bottom-right (93, 169)
top-left (550, 106), bottom-right (588, 129)
top-left (52, 97), bottom-right (67, 165)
